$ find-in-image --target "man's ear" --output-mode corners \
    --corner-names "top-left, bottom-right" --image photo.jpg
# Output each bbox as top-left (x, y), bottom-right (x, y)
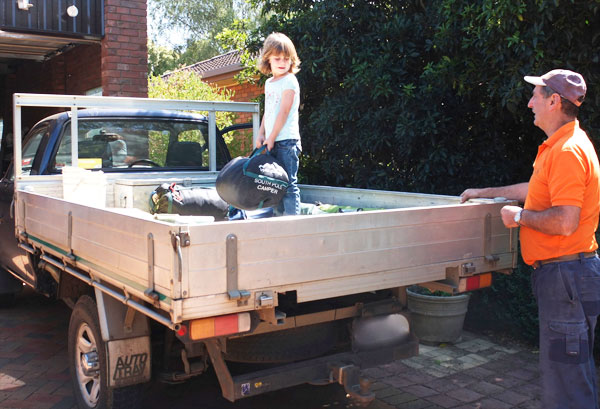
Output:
top-left (549, 93), bottom-right (561, 111)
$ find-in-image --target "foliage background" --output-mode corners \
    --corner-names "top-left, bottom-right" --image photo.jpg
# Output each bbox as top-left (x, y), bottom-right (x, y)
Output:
top-left (238, 0), bottom-right (600, 345)
top-left (147, 0), bottom-right (262, 76)
top-left (148, 71), bottom-right (250, 158)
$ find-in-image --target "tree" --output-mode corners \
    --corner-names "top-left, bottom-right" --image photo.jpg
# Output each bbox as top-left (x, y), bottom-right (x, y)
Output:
top-left (240, 0), bottom-right (600, 345)
top-left (147, 41), bottom-right (181, 77)
top-left (148, 71), bottom-right (246, 157)
top-left (148, 0), bottom-right (262, 74)
top-left (242, 0), bottom-right (599, 194)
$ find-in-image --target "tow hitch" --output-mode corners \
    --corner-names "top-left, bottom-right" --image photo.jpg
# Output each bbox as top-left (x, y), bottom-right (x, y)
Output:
top-left (330, 364), bottom-right (374, 406)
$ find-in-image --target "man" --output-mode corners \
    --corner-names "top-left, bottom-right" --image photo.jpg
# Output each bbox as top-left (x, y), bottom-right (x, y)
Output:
top-left (461, 69), bottom-right (600, 409)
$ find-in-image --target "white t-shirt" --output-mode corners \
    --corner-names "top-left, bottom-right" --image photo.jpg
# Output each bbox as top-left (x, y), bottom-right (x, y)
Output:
top-left (264, 73), bottom-right (300, 142)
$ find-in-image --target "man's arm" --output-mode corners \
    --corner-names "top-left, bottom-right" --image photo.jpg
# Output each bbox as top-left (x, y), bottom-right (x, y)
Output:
top-left (501, 205), bottom-right (580, 236)
top-left (460, 182), bottom-right (529, 203)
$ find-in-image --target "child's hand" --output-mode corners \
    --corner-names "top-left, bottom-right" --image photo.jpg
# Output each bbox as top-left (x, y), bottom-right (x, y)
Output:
top-left (255, 135), bottom-right (265, 149)
top-left (266, 138), bottom-right (275, 151)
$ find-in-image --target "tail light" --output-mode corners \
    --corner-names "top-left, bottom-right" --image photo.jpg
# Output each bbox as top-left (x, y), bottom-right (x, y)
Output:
top-left (189, 312), bottom-right (251, 340)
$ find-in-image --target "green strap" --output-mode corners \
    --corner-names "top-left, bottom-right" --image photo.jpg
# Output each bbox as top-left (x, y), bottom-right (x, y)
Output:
top-left (242, 146), bottom-right (289, 189)
top-left (149, 191), bottom-right (173, 214)
top-left (166, 193), bottom-right (173, 214)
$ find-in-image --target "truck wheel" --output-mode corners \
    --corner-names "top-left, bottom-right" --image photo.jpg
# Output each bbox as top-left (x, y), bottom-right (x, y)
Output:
top-left (224, 322), bottom-right (341, 364)
top-left (69, 296), bottom-right (143, 409)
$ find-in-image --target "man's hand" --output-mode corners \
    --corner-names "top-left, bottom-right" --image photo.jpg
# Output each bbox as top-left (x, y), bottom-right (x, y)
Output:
top-left (460, 188), bottom-right (484, 203)
top-left (501, 205), bottom-right (522, 228)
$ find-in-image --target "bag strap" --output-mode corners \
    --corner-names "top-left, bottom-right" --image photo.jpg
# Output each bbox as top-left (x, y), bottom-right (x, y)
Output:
top-left (249, 145), bottom-right (267, 158)
top-left (149, 189), bottom-right (174, 214)
top-left (242, 146), bottom-right (289, 189)
top-left (169, 182), bottom-right (183, 202)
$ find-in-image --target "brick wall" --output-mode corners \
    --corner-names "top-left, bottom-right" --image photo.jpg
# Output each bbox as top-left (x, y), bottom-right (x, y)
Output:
top-left (0, 0), bottom-right (149, 161)
top-left (65, 45), bottom-right (102, 94)
top-left (219, 80), bottom-right (262, 125)
top-left (229, 81), bottom-right (263, 102)
top-left (102, 0), bottom-right (148, 97)
top-left (222, 80), bottom-right (263, 156)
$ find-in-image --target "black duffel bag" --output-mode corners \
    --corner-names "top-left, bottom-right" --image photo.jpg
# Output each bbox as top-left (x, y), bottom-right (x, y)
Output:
top-left (149, 183), bottom-right (229, 220)
top-left (216, 146), bottom-right (289, 210)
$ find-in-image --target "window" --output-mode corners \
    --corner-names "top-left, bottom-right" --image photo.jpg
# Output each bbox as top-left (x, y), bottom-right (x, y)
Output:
top-left (4, 123), bottom-right (49, 180)
top-left (52, 118), bottom-right (215, 171)
top-left (21, 125), bottom-right (48, 175)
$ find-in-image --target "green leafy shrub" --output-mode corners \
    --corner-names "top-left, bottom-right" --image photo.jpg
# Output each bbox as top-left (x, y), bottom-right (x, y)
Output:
top-left (148, 70), bottom-right (248, 156)
top-left (241, 0), bottom-right (600, 347)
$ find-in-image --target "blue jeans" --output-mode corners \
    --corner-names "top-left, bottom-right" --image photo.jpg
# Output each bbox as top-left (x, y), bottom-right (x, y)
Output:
top-left (269, 139), bottom-right (301, 215)
top-left (532, 254), bottom-right (600, 409)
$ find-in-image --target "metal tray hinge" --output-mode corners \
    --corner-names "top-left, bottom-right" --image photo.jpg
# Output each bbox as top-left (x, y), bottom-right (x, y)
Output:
top-left (484, 213), bottom-right (500, 264)
top-left (226, 234), bottom-right (250, 306)
top-left (144, 233), bottom-right (160, 306)
top-left (171, 231), bottom-right (190, 283)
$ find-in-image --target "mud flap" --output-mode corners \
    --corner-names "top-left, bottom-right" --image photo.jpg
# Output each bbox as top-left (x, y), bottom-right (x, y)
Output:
top-left (108, 336), bottom-right (152, 388)
top-left (93, 289), bottom-right (152, 388)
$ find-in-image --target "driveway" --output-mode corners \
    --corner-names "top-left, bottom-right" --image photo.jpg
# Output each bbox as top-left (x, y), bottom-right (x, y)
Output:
top-left (0, 287), bottom-right (543, 409)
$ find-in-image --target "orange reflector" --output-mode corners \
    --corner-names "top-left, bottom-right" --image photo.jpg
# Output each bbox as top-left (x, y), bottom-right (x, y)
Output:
top-left (479, 273), bottom-right (492, 288)
top-left (190, 318), bottom-right (214, 340)
top-left (189, 312), bottom-right (251, 341)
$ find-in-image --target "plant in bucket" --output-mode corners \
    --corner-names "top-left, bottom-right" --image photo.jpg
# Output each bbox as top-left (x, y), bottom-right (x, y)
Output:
top-left (406, 285), bottom-right (470, 345)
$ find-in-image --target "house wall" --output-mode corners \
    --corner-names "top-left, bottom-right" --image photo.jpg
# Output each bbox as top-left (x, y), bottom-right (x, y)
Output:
top-left (7, 44), bottom-right (104, 131)
top-left (0, 0), bottom-right (149, 154)
top-left (9, 0), bottom-right (148, 101)
top-left (203, 74), bottom-right (263, 156)
top-left (102, 0), bottom-right (148, 97)
top-left (204, 72), bottom-right (262, 123)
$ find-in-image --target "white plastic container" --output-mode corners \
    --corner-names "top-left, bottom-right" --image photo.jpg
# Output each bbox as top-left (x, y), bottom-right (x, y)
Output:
top-left (62, 166), bottom-right (107, 207)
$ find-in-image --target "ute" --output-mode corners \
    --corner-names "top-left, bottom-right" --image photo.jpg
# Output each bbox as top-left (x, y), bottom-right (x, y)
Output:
top-left (0, 94), bottom-right (517, 408)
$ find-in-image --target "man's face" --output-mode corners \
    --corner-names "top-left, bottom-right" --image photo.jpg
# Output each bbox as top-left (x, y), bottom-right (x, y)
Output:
top-left (527, 85), bottom-right (552, 129)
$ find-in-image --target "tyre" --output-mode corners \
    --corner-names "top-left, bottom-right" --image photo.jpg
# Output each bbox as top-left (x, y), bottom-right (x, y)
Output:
top-left (224, 322), bottom-right (341, 364)
top-left (68, 295), bottom-right (143, 409)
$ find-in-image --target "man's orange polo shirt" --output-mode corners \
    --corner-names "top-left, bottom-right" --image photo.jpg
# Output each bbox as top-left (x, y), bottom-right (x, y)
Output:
top-left (521, 120), bottom-right (600, 265)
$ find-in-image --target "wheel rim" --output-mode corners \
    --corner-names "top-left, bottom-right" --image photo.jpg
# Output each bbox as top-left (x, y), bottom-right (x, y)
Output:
top-left (74, 322), bottom-right (101, 407)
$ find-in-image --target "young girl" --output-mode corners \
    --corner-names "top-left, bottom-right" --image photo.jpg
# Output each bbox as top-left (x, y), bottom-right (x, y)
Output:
top-left (256, 32), bottom-right (302, 215)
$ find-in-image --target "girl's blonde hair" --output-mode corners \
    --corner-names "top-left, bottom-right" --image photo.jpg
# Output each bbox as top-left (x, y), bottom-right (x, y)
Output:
top-left (257, 32), bottom-right (301, 75)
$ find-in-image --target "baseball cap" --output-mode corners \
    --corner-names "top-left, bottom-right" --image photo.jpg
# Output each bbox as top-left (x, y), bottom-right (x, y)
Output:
top-left (524, 69), bottom-right (586, 106)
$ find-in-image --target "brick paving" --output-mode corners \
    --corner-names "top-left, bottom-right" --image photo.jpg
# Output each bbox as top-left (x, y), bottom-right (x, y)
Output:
top-left (0, 288), bottom-right (548, 408)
